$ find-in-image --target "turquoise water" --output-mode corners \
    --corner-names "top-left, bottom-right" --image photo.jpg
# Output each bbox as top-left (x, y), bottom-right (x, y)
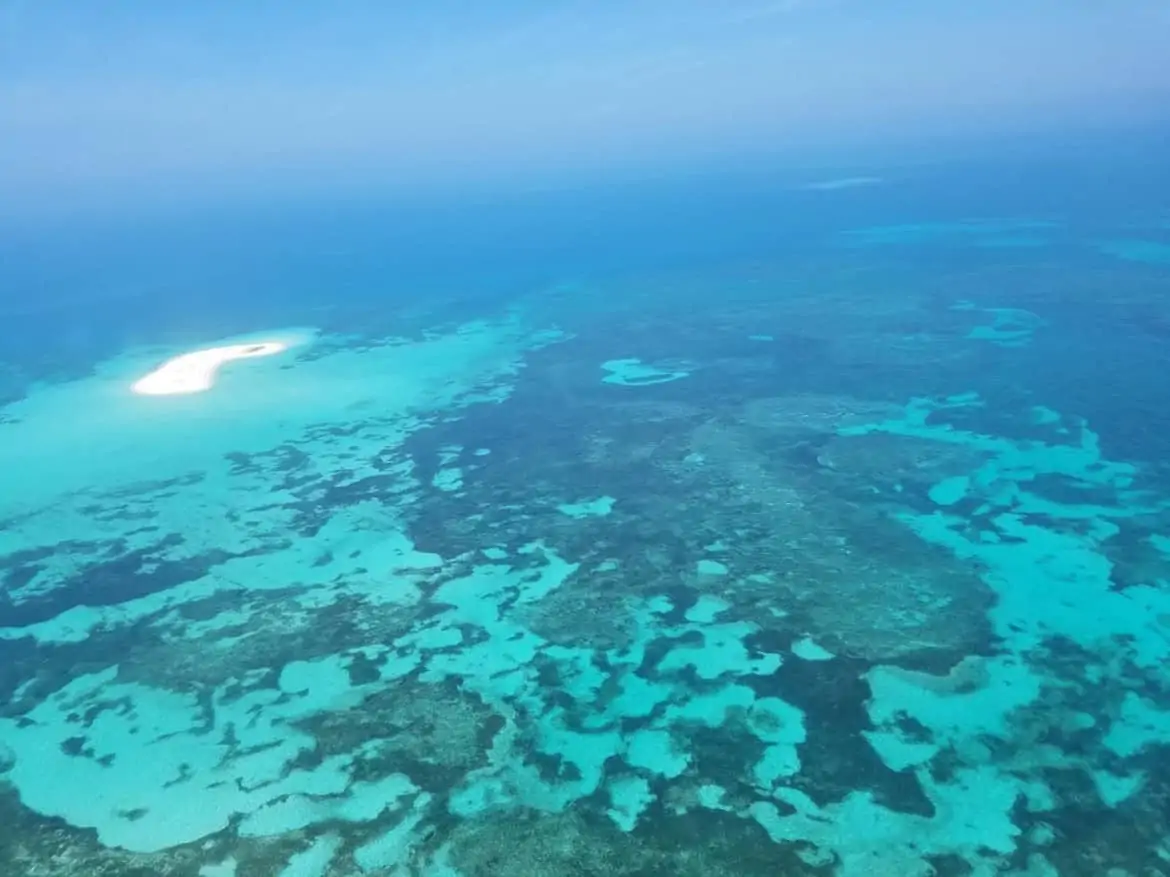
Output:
top-left (1, 141), bottom-right (1170, 875)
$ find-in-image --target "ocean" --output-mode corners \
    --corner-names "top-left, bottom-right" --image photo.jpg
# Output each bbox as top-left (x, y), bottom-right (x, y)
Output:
top-left (1, 124), bottom-right (1169, 875)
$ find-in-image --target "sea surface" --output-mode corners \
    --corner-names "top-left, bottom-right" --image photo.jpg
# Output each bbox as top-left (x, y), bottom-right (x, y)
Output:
top-left (1, 129), bottom-right (1169, 876)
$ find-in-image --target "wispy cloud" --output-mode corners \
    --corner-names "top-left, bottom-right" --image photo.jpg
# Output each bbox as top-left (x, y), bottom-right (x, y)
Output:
top-left (798, 176), bottom-right (884, 192)
top-left (724, 0), bottom-right (837, 24)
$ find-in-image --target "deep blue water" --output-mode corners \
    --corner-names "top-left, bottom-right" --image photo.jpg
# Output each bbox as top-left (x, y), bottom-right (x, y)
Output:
top-left (3, 123), bottom-right (1167, 448)
top-left (3, 121), bottom-right (1167, 323)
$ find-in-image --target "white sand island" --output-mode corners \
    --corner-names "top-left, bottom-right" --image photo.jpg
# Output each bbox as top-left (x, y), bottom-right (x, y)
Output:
top-left (132, 342), bottom-right (288, 396)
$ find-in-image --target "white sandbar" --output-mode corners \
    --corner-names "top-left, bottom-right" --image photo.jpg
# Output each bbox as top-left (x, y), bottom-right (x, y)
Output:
top-left (132, 342), bottom-right (288, 396)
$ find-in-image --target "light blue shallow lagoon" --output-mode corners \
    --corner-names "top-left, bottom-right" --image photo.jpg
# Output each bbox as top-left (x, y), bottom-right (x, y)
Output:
top-left (2, 133), bottom-right (1170, 875)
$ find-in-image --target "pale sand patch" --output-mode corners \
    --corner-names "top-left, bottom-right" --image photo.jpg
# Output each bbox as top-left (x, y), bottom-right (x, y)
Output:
top-left (132, 341), bottom-right (289, 396)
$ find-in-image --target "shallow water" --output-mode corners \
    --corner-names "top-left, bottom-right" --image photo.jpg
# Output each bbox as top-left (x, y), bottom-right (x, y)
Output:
top-left (1, 145), bottom-right (1170, 876)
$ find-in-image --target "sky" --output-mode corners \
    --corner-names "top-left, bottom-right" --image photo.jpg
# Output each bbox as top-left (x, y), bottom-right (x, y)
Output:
top-left (1, 0), bottom-right (1169, 216)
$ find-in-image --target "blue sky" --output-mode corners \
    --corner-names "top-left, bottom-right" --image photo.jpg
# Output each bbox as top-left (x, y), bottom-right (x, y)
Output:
top-left (1, 0), bottom-right (1168, 214)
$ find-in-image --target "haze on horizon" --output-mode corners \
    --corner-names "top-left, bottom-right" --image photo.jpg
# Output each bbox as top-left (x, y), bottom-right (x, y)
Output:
top-left (1, 0), bottom-right (1168, 217)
